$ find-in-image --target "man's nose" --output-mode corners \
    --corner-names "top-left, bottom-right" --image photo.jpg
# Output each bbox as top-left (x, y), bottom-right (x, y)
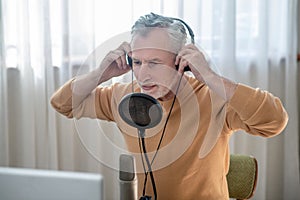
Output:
top-left (138, 62), bottom-right (151, 81)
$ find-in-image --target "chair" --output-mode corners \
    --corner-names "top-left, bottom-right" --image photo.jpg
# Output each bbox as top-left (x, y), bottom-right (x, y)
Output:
top-left (226, 154), bottom-right (258, 200)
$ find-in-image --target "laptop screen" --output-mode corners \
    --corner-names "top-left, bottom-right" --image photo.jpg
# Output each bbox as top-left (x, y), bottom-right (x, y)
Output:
top-left (0, 167), bottom-right (103, 200)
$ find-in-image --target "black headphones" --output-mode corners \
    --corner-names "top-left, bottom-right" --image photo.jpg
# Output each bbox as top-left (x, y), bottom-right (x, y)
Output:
top-left (127, 16), bottom-right (195, 72)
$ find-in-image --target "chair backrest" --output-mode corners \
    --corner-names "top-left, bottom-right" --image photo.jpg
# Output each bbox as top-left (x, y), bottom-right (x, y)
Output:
top-left (226, 154), bottom-right (258, 200)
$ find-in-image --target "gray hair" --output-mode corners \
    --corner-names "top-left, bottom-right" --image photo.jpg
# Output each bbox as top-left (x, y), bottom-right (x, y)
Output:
top-left (131, 13), bottom-right (187, 53)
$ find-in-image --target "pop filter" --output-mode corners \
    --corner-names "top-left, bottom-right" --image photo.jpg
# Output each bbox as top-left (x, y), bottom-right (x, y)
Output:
top-left (118, 93), bottom-right (163, 130)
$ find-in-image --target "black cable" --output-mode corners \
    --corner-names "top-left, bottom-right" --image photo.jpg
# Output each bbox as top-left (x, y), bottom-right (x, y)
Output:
top-left (141, 136), bottom-right (157, 200)
top-left (151, 73), bottom-right (184, 164)
top-left (141, 73), bottom-right (184, 199)
top-left (138, 134), bottom-right (148, 196)
top-left (131, 68), bottom-right (134, 93)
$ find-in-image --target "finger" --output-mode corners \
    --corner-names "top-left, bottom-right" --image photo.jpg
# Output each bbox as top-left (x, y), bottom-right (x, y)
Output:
top-left (185, 43), bottom-right (198, 51)
top-left (181, 60), bottom-right (189, 73)
top-left (175, 54), bottom-right (181, 65)
top-left (115, 57), bottom-right (122, 68)
top-left (175, 44), bottom-right (196, 65)
top-left (118, 42), bottom-right (131, 55)
top-left (178, 58), bottom-right (189, 74)
top-left (112, 49), bottom-right (126, 67)
top-left (176, 49), bottom-right (191, 67)
top-left (122, 42), bottom-right (131, 53)
top-left (120, 54), bottom-right (128, 69)
top-left (118, 43), bottom-right (131, 69)
top-left (116, 49), bottom-right (125, 57)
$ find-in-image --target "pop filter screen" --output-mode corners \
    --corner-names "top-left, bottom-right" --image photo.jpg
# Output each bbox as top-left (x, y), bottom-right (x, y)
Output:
top-left (118, 93), bottom-right (162, 130)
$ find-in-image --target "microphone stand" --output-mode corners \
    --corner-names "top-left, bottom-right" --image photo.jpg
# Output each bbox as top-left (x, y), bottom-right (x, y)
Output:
top-left (138, 129), bottom-right (157, 200)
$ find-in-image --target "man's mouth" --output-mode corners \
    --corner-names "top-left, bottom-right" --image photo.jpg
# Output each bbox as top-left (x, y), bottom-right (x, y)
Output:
top-left (141, 84), bottom-right (157, 92)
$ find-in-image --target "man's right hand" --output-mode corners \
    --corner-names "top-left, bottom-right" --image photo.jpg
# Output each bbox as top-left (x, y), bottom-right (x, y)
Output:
top-left (97, 42), bottom-right (131, 84)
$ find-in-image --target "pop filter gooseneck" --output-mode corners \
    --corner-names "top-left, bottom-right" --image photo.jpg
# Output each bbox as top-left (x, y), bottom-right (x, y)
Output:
top-left (118, 93), bottom-right (163, 200)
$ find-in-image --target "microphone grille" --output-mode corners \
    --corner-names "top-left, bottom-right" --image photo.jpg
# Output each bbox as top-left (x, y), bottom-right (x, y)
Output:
top-left (119, 154), bottom-right (135, 181)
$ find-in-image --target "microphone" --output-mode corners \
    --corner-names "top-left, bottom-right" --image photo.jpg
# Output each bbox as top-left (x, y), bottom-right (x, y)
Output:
top-left (119, 154), bottom-right (138, 200)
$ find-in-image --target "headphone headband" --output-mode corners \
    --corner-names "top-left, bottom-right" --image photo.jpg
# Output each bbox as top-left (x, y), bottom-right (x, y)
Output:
top-left (170, 17), bottom-right (195, 44)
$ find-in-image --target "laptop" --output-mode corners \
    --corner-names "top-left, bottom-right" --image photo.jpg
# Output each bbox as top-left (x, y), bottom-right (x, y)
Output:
top-left (0, 167), bottom-right (103, 200)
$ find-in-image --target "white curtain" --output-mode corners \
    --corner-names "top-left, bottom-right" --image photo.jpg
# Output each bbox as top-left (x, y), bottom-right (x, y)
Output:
top-left (0, 0), bottom-right (298, 199)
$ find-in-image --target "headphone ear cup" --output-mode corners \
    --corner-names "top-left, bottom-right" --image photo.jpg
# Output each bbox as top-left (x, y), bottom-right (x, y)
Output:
top-left (176, 65), bottom-right (191, 72)
top-left (175, 56), bottom-right (191, 72)
top-left (126, 54), bottom-right (133, 68)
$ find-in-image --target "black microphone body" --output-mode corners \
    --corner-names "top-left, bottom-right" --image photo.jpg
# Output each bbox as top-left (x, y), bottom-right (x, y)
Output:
top-left (119, 154), bottom-right (138, 200)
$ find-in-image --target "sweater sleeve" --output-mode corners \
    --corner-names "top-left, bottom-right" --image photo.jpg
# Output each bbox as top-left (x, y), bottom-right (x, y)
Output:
top-left (50, 79), bottom-right (114, 120)
top-left (226, 84), bottom-right (288, 137)
top-left (50, 79), bottom-right (75, 118)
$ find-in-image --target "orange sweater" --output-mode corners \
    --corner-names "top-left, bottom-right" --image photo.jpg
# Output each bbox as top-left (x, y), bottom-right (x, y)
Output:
top-left (51, 76), bottom-right (288, 199)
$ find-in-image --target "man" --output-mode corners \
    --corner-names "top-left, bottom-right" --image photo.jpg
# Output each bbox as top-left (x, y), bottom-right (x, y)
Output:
top-left (51, 13), bottom-right (288, 199)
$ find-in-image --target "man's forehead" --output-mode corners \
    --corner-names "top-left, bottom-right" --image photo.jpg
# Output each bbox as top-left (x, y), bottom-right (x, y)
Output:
top-left (131, 48), bottom-right (176, 60)
top-left (130, 28), bottom-right (178, 54)
top-left (131, 47), bottom-right (175, 55)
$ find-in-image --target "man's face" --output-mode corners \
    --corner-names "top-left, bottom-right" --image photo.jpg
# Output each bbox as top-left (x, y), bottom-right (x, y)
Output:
top-left (131, 28), bottom-right (178, 100)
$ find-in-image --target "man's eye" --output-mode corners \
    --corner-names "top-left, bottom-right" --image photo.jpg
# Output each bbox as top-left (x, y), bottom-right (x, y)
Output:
top-left (133, 60), bottom-right (141, 65)
top-left (148, 62), bottom-right (159, 67)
